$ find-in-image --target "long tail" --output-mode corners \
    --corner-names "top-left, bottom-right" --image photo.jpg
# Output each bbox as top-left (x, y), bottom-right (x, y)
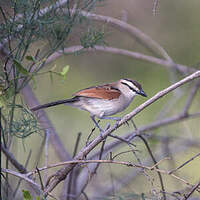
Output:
top-left (31, 97), bottom-right (79, 111)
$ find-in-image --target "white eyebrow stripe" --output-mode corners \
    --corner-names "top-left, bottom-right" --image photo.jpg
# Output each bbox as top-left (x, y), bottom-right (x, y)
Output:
top-left (121, 80), bottom-right (140, 91)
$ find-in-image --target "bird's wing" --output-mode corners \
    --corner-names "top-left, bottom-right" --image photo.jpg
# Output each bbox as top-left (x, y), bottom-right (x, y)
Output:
top-left (73, 85), bottom-right (121, 100)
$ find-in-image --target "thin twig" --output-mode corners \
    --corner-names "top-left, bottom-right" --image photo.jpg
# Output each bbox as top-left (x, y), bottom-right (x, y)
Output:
top-left (45, 46), bottom-right (195, 75)
top-left (181, 181), bottom-right (200, 200)
top-left (182, 80), bottom-right (200, 115)
top-left (27, 159), bottom-right (160, 176)
top-left (36, 167), bottom-right (44, 190)
top-left (2, 145), bottom-right (27, 173)
top-left (136, 134), bottom-right (166, 200)
top-left (77, 9), bottom-right (172, 61)
top-left (67, 132), bottom-right (82, 200)
top-left (109, 134), bottom-right (136, 147)
top-left (26, 158), bottom-right (196, 189)
top-left (86, 120), bottom-right (100, 146)
top-left (44, 130), bottom-right (50, 184)
top-left (75, 125), bottom-right (110, 199)
top-left (169, 152), bottom-right (200, 174)
top-left (89, 111), bottom-right (200, 163)
top-left (112, 150), bottom-right (138, 160)
top-left (1, 168), bottom-right (40, 190)
top-left (13, 150), bottom-right (32, 198)
top-left (21, 85), bottom-right (72, 162)
top-left (43, 71), bottom-right (200, 196)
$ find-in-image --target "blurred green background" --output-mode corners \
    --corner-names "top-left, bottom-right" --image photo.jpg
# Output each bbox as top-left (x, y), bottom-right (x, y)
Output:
top-left (5, 0), bottom-right (200, 198)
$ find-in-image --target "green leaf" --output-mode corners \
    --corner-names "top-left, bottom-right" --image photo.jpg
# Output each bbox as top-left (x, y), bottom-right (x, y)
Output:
top-left (60, 65), bottom-right (69, 76)
top-left (58, 65), bottom-right (69, 80)
top-left (22, 190), bottom-right (33, 200)
top-left (13, 59), bottom-right (29, 75)
top-left (26, 55), bottom-right (36, 63)
top-left (36, 196), bottom-right (40, 200)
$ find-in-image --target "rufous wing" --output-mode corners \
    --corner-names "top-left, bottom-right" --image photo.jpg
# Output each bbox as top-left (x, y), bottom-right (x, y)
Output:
top-left (74, 85), bottom-right (121, 100)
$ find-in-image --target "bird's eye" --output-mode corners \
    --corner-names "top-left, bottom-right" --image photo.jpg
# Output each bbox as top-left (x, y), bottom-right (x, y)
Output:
top-left (121, 82), bottom-right (138, 93)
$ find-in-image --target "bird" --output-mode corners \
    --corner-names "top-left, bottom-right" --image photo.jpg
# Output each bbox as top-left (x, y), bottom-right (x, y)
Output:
top-left (31, 78), bottom-right (147, 132)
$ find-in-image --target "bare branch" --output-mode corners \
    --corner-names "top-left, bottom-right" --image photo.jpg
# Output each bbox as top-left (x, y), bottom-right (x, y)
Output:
top-left (136, 134), bottom-right (166, 200)
top-left (27, 159), bottom-right (168, 176)
top-left (44, 130), bottom-right (50, 184)
top-left (77, 9), bottom-right (172, 61)
top-left (2, 145), bottom-right (27, 174)
top-left (43, 70), bottom-right (200, 196)
top-left (46, 46), bottom-right (195, 75)
top-left (120, 71), bottom-right (200, 125)
top-left (1, 168), bottom-right (41, 192)
top-left (21, 84), bottom-right (72, 162)
top-left (169, 152), bottom-right (200, 174)
top-left (182, 80), bottom-right (200, 115)
top-left (181, 181), bottom-right (200, 200)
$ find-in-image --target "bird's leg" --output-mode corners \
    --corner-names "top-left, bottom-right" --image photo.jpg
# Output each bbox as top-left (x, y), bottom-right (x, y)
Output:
top-left (100, 116), bottom-right (121, 121)
top-left (99, 116), bottom-right (121, 130)
top-left (90, 115), bottom-right (104, 133)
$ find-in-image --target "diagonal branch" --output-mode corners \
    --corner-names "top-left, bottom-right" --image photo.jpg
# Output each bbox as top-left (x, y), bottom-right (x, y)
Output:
top-left (181, 181), bottom-right (200, 200)
top-left (2, 145), bottom-right (27, 174)
top-left (182, 80), bottom-right (200, 115)
top-left (21, 84), bottom-right (72, 162)
top-left (1, 168), bottom-right (41, 193)
top-left (43, 70), bottom-right (200, 196)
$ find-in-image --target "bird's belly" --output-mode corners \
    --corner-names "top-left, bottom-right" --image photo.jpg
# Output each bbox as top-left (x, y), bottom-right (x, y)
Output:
top-left (83, 98), bottom-right (130, 118)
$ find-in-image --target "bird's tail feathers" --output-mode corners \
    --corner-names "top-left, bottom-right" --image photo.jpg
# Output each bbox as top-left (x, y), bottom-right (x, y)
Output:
top-left (31, 96), bottom-right (79, 111)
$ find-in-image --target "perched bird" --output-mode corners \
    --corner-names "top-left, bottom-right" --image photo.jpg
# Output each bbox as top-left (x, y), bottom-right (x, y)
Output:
top-left (31, 79), bottom-right (147, 131)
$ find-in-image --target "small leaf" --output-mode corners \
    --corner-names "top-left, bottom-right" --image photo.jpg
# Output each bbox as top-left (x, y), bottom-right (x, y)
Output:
top-left (59, 65), bottom-right (69, 80)
top-left (26, 55), bottom-right (36, 63)
top-left (22, 190), bottom-right (33, 200)
top-left (36, 196), bottom-right (40, 200)
top-left (60, 65), bottom-right (69, 76)
top-left (14, 59), bottom-right (29, 75)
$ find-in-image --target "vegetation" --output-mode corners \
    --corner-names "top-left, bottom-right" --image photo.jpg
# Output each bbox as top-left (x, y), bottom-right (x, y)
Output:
top-left (1, 0), bottom-right (200, 200)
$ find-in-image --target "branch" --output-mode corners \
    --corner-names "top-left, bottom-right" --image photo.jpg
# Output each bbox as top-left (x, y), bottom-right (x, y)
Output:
top-left (43, 70), bottom-right (200, 196)
top-left (77, 10), bottom-right (172, 61)
top-left (94, 138), bottom-right (200, 197)
top-left (89, 112), bottom-right (200, 164)
top-left (169, 152), bottom-right (200, 174)
top-left (0, 6), bottom-right (171, 62)
top-left (26, 158), bottom-right (197, 191)
top-left (27, 159), bottom-right (168, 176)
top-left (181, 181), bottom-right (200, 200)
top-left (2, 145), bottom-right (27, 174)
top-left (1, 168), bottom-right (41, 192)
top-left (136, 134), bottom-right (166, 200)
top-left (21, 84), bottom-right (72, 162)
top-left (182, 80), bottom-right (200, 115)
top-left (120, 71), bottom-right (200, 125)
top-left (46, 46), bottom-right (195, 74)
top-left (0, 0), bottom-right (70, 53)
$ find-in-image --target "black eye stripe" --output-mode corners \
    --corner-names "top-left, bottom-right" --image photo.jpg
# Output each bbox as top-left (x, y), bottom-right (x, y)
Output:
top-left (121, 82), bottom-right (137, 93)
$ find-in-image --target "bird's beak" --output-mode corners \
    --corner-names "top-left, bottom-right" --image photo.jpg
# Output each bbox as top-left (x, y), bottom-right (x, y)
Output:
top-left (139, 89), bottom-right (147, 97)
